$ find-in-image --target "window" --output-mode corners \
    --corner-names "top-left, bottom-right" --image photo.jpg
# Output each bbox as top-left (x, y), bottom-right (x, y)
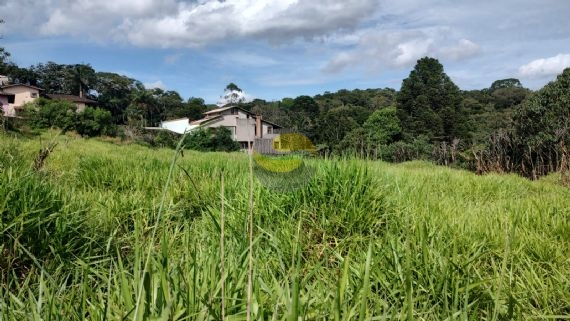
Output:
top-left (267, 126), bottom-right (273, 134)
top-left (31, 92), bottom-right (38, 98)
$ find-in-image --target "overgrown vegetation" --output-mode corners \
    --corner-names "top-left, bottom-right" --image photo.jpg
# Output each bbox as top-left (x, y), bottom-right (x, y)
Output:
top-left (0, 132), bottom-right (569, 320)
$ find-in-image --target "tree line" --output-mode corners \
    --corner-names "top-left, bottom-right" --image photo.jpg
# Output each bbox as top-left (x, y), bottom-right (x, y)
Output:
top-left (2, 42), bottom-right (570, 180)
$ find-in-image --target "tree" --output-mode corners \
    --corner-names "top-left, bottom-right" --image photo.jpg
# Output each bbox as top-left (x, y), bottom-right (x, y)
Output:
top-left (362, 107), bottom-right (402, 145)
top-left (315, 106), bottom-right (360, 148)
top-left (397, 57), bottom-right (467, 142)
top-left (31, 62), bottom-right (68, 93)
top-left (219, 82), bottom-right (246, 105)
top-left (64, 64), bottom-right (96, 97)
top-left (93, 72), bottom-right (139, 124)
top-left (511, 68), bottom-right (570, 177)
top-left (489, 78), bottom-right (523, 92)
top-left (292, 95), bottom-right (319, 115)
top-left (127, 84), bottom-right (160, 127)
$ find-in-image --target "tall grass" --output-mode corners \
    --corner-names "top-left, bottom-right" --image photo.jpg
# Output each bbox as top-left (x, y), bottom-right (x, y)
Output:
top-left (0, 131), bottom-right (569, 320)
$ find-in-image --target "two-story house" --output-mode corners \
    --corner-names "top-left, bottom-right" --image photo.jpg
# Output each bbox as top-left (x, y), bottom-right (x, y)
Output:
top-left (0, 82), bottom-right (42, 117)
top-left (158, 105), bottom-right (282, 149)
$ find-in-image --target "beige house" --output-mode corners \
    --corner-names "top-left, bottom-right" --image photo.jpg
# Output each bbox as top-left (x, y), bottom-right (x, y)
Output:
top-left (46, 94), bottom-right (97, 112)
top-left (192, 106), bottom-right (281, 149)
top-left (0, 83), bottom-right (42, 117)
top-left (158, 105), bottom-right (282, 149)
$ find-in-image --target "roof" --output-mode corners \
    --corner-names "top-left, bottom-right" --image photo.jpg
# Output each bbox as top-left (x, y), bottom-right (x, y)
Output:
top-left (0, 84), bottom-right (43, 91)
top-left (200, 105), bottom-right (283, 128)
top-left (190, 115), bottom-right (222, 125)
top-left (161, 117), bottom-right (190, 123)
top-left (260, 118), bottom-right (282, 128)
top-left (203, 105), bottom-right (235, 115)
top-left (46, 94), bottom-right (97, 104)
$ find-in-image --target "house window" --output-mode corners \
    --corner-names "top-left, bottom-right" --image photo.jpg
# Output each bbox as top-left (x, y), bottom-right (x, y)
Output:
top-left (231, 108), bottom-right (238, 115)
top-left (267, 126), bottom-right (273, 134)
top-left (31, 93), bottom-right (38, 98)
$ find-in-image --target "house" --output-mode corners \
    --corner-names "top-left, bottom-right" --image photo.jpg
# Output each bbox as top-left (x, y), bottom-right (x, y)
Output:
top-left (157, 105), bottom-right (283, 149)
top-left (46, 94), bottom-right (97, 112)
top-left (0, 83), bottom-right (42, 117)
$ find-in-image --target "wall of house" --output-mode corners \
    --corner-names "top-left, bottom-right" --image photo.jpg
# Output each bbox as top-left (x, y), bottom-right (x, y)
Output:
top-left (0, 96), bottom-right (12, 117)
top-left (1, 86), bottom-right (40, 110)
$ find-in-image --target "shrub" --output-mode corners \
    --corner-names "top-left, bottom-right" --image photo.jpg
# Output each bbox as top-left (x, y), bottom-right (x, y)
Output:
top-left (184, 127), bottom-right (240, 152)
top-left (75, 107), bottom-right (116, 137)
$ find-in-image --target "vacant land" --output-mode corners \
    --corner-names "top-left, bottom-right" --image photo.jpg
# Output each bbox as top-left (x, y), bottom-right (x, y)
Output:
top-left (1, 131), bottom-right (569, 320)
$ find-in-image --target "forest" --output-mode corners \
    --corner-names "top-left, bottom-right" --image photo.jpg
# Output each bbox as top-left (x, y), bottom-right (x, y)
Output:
top-left (2, 43), bottom-right (570, 180)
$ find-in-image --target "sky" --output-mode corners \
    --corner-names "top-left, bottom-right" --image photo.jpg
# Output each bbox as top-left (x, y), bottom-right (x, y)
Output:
top-left (1, 0), bottom-right (569, 104)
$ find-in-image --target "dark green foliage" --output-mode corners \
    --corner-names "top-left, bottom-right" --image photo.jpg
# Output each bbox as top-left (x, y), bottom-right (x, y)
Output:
top-left (397, 57), bottom-right (468, 142)
top-left (489, 78), bottom-right (523, 92)
top-left (337, 107), bottom-right (403, 159)
top-left (292, 95), bottom-right (319, 115)
top-left (490, 87), bottom-right (530, 109)
top-left (93, 72), bottom-right (139, 124)
top-left (23, 98), bottom-right (77, 131)
top-left (184, 127), bottom-right (240, 152)
top-left (164, 97), bottom-right (207, 121)
top-left (153, 130), bottom-right (179, 148)
top-left (511, 68), bottom-right (570, 177)
top-left (75, 107), bottom-right (116, 137)
top-left (315, 106), bottom-right (364, 149)
top-left (22, 99), bottom-right (116, 137)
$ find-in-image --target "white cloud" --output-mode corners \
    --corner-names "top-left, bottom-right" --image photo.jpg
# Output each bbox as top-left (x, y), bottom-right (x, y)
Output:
top-left (439, 39), bottom-right (480, 61)
top-left (323, 27), bottom-right (481, 73)
top-left (0, 0), bottom-right (375, 47)
top-left (144, 80), bottom-right (166, 90)
top-left (518, 54), bottom-right (570, 79)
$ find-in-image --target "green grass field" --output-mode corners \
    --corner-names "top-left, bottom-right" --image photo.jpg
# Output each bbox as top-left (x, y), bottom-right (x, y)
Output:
top-left (1, 131), bottom-right (569, 320)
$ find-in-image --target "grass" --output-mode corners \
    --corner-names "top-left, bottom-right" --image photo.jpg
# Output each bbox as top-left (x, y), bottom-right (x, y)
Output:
top-left (0, 130), bottom-right (569, 320)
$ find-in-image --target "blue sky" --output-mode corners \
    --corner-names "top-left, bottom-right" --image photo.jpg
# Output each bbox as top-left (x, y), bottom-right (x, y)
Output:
top-left (1, 0), bottom-right (569, 104)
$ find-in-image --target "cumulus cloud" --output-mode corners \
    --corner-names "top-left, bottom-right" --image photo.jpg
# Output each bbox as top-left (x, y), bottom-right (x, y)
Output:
top-left (0, 0), bottom-right (378, 47)
top-left (439, 39), bottom-right (480, 60)
top-left (518, 54), bottom-right (570, 79)
top-left (323, 28), bottom-right (481, 73)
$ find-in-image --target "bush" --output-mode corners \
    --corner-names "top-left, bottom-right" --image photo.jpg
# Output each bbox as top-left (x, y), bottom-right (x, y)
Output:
top-left (21, 99), bottom-right (116, 137)
top-left (183, 127), bottom-right (240, 152)
top-left (75, 107), bottom-right (116, 137)
top-left (22, 98), bottom-right (76, 131)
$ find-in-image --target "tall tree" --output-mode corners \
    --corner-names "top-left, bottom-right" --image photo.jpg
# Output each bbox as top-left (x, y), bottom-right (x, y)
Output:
top-left (511, 67), bottom-right (570, 177)
top-left (31, 62), bottom-right (68, 93)
top-left (489, 78), bottom-right (523, 92)
top-left (65, 64), bottom-right (96, 97)
top-left (93, 72), bottom-right (139, 123)
top-left (397, 57), bottom-right (468, 142)
top-left (219, 82), bottom-right (246, 105)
